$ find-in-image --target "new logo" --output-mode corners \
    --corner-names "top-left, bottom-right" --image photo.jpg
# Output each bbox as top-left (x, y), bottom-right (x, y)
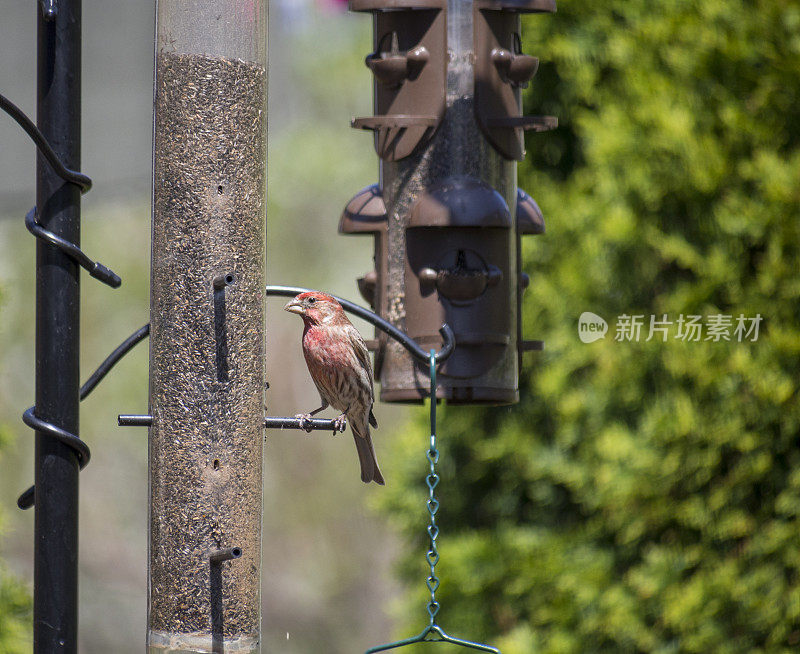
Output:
top-left (578, 312), bottom-right (608, 343)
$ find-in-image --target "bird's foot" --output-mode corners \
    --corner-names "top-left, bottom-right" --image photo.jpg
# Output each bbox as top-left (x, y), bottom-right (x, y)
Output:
top-left (333, 413), bottom-right (347, 435)
top-left (295, 413), bottom-right (314, 433)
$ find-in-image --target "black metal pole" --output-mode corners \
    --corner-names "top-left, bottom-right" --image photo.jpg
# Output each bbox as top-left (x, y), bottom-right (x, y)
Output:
top-left (34, 1), bottom-right (82, 651)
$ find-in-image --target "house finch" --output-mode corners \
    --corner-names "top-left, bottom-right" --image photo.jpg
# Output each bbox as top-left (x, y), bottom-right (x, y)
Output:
top-left (284, 291), bottom-right (384, 485)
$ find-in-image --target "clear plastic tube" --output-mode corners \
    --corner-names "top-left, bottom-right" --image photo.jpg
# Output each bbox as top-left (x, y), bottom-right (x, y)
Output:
top-left (156, 0), bottom-right (267, 63)
top-left (149, 1), bottom-right (267, 652)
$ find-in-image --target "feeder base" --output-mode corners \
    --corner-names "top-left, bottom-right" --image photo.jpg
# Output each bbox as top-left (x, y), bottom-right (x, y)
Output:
top-left (148, 630), bottom-right (260, 653)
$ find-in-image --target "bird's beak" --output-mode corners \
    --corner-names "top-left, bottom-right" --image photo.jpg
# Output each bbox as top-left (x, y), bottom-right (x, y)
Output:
top-left (284, 299), bottom-right (305, 315)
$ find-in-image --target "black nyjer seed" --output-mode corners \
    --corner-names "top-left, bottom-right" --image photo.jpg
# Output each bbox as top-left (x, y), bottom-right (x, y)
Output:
top-left (150, 51), bottom-right (265, 645)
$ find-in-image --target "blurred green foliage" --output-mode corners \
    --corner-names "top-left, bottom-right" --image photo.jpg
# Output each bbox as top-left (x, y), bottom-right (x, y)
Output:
top-left (0, 294), bottom-right (32, 654)
top-left (0, 556), bottom-right (31, 654)
top-left (377, 1), bottom-right (800, 652)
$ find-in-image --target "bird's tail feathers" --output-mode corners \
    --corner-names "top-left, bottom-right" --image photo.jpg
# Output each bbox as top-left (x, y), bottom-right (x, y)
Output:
top-left (352, 421), bottom-right (384, 485)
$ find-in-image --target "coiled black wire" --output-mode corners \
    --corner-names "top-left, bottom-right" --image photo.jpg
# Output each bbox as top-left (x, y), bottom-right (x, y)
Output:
top-left (1, 90), bottom-right (123, 509)
top-left (16, 324), bottom-right (150, 509)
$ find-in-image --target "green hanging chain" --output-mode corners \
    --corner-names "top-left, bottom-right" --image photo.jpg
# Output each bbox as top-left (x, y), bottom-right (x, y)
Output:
top-left (365, 351), bottom-right (500, 653)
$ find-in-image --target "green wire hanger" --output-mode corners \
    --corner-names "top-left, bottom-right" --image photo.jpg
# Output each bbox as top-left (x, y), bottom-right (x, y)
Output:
top-left (365, 351), bottom-right (500, 654)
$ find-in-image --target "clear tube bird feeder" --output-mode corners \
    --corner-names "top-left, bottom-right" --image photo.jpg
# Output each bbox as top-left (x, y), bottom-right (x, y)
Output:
top-left (149, 1), bottom-right (267, 652)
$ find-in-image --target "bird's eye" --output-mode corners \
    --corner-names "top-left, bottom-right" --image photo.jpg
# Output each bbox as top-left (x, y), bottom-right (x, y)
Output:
top-left (307, 297), bottom-right (316, 304)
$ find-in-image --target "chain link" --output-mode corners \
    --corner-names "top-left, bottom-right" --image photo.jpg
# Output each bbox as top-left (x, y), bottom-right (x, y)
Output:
top-left (425, 350), bottom-right (441, 626)
top-left (363, 350), bottom-right (499, 653)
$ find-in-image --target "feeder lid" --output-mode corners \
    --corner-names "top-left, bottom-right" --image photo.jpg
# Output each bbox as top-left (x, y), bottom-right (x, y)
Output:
top-left (516, 188), bottom-right (545, 234)
top-left (409, 176), bottom-right (511, 228)
top-left (340, 184), bottom-right (388, 234)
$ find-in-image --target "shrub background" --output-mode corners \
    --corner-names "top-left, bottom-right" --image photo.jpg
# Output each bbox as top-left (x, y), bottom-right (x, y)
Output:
top-left (1, 1), bottom-right (798, 652)
top-left (378, 2), bottom-right (800, 652)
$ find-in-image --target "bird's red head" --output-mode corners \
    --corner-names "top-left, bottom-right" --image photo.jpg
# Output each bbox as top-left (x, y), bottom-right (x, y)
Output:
top-left (283, 291), bottom-right (347, 326)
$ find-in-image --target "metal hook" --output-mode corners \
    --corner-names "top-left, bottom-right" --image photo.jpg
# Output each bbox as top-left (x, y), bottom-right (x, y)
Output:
top-left (26, 208), bottom-right (121, 287)
top-left (0, 92), bottom-right (90, 192)
top-left (16, 325), bottom-right (149, 509)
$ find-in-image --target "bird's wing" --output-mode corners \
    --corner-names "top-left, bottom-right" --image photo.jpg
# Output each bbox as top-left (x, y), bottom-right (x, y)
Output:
top-left (345, 323), bottom-right (374, 403)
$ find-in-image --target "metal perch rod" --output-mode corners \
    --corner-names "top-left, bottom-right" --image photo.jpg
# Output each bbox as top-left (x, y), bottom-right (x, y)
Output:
top-left (209, 547), bottom-right (242, 564)
top-left (119, 415), bottom-right (349, 433)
